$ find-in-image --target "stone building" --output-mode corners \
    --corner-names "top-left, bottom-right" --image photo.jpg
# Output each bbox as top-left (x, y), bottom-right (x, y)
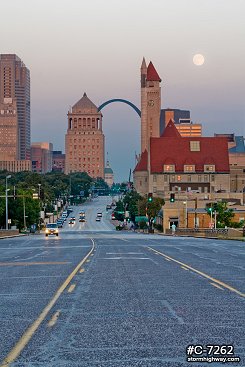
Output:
top-left (134, 120), bottom-right (230, 197)
top-left (104, 158), bottom-right (114, 187)
top-left (65, 93), bottom-right (104, 178)
top-left (134, 59), bottom-right (231, 198)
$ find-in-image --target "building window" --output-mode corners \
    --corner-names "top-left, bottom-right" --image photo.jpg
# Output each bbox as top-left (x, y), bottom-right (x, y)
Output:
top-left (190, 141), bottom-right (200, 151)
top-left (153, 187), bottom-right (157, 193)
top-left (187, 175), bottom-right (191, 182)
top-left (184, 165), bottom-right (195, 172)
top-left (204, 175), bottom-right (208, 182)
top-left (153, 174), bottom-right (157, 182)
top-left (204, 165), bottom-right (215, 172)
top-left (164, 175), bottom-right (168, 182)
top-left (198, 175), bottom-right (202, 182)
top-left (211, 175), bottom-right (215, 182)
top-left (163, 164), bottom-right (175, 172)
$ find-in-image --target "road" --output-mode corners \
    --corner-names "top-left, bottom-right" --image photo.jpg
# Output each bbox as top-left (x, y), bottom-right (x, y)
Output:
top-left (0, 196), bottom-right (244, 367)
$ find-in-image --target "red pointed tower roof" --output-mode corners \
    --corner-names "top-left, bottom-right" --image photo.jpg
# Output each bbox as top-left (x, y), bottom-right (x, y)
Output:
top-left (161, 119), bottom-right (181, 138)
top-left (147, 61), bottom-right (161, 82)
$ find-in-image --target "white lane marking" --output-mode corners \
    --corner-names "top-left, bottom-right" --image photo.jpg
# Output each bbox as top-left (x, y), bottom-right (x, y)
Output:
top-left (102, 257), bottom-right (151, 260)
top-left (0, 245), bottom-right (92, 250)
top-left (7, 275), bottom-right (65, 279)
top-left (161, 300), bottom-right (184, 325)
top-left (106, 252), bottom-right (144, 255)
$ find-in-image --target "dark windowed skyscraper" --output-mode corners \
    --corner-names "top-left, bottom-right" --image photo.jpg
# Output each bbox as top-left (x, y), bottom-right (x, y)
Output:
top-left (0, 54), bottom-right (30, 160)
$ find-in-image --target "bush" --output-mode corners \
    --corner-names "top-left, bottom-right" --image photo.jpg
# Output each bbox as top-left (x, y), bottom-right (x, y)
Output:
top-left (154, 223), bottom-right (163, 232)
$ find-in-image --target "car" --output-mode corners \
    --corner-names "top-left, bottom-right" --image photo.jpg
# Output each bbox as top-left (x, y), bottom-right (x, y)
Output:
top-left (45, 223), bottom-right (59, 237)
top-left (106, 205), bottom-right (111, 210)
top-left (56, 220), bottom-right (63, 228)
top-left (79, 216), bottom-right (86, 222)
top-left (97, 212), bottom-right (102, 217)
top-left (70, 216), bottom-right (76, 221)
top-left (96, 217), bottom-right (101, 222)
top-left (69, 219), bottom-right (75, 225)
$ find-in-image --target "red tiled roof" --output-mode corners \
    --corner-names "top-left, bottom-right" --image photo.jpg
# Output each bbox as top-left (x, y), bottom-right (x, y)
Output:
top-left (134, 150), bottom-right (148, 172)
top-left (150, 137), bottom-right (230, 173)
top-left (147, 61), bottom-right (161, 82)
top-left (161, 119), bottom-right (181, 138)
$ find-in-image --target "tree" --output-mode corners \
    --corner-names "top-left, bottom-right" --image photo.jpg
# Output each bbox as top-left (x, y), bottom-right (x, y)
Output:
top-left (206, 201), bottom-right (234, 228)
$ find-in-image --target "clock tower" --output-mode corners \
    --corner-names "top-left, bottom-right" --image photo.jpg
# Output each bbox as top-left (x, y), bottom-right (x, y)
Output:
top-left (140, 58), bottom-right (161, 153)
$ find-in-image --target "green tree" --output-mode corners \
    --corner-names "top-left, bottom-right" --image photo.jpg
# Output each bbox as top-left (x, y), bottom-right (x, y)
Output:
top-left (206, 202), bottom-right (234, 228)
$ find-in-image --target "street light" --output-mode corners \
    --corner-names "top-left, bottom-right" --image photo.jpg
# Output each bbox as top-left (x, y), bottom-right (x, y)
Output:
top-left (183, 201), bottom-right (188, 228)
top-left (6, 175), bottom-right (11, 230)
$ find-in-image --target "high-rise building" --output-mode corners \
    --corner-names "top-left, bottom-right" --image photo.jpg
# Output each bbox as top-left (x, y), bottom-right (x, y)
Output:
top-left (65, 93), bottom-right (105, 178)
top-left (0, 54), bottom-right (30, 160)
top-left (31, 142), bottom-right (53, 173)
top-left (160, 108), bottom-right (202, 137)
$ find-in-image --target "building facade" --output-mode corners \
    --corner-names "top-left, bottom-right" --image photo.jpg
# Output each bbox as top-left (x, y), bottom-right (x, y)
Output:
top-left (215, 134), bottom-right (245, 192)
top-left (0, 54), bottom-right (30, 160)
top-left (31, 142), bottom-right (53, 173)
top-left (0, 160), bottom-right (31, 172)
top-left (52, 151), bottom-right (65, 172)
top-left (65, 93), bottom-right (105, 178)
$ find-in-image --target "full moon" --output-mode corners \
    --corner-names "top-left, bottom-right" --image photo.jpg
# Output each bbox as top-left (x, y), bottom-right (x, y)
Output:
top-left (193, 54), bottom-right (205, 66)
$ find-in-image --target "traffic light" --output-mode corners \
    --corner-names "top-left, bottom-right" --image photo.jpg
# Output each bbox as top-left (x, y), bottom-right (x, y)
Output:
top-left (170, 193), bottom-right (175, 203)
top-left (148, 193), bottom-right (153, 202)
top-left (207, 206), bottom-right (213, 214)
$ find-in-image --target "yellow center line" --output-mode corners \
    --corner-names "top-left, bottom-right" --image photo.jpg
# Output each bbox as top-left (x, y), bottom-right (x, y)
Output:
top-left (210, 282), bottom-right (224, 290)
top-left (181, 266), bottom-right (189, 271)
top-left (67, 284), bottom-right (76, 293)
top-left (148, 246), bottom-right (245, 298)
top-left (0, 261), bottom-right (70, 267)
top-left (47, 310), bottom-right (61, 327)
top-left (0, 238), bottom-right (95, 367)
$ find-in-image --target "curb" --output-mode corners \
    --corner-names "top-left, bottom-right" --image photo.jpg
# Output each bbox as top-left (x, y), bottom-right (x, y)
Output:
top-left (0, 234), bottom-right (28, 240)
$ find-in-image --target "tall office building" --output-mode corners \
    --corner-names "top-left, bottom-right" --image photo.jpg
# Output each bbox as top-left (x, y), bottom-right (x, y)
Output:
top-left (0, 54), bottom-right (30, 160)
top-left (65, 93), bottom-right (105, 178)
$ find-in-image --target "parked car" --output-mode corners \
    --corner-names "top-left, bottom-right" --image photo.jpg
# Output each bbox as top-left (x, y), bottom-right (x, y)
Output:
top-left (97, 212), bottom-right (102, 217)
top-left (96, 217), bottom-right (101, 222)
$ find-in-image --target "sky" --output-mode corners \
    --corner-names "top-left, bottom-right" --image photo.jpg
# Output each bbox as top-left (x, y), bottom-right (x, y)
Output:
top-left (1, 0), bottom-right (245, 182)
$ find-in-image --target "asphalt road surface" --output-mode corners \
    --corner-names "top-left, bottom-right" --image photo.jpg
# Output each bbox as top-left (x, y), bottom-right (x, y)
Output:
top-left (0, 196), bottom-right (244, 367)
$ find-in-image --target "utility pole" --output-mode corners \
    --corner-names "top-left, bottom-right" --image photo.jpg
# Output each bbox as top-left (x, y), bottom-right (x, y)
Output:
top-left (5, 175), bottom-right (11, 230)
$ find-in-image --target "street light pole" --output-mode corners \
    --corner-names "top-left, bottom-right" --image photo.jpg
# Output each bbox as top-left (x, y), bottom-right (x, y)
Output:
top-left (5, 175), bottom-right (11, 230)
